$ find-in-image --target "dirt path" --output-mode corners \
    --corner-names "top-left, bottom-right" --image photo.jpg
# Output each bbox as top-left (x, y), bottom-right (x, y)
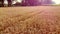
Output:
top-left (0, 6), bottom-right (60, 34)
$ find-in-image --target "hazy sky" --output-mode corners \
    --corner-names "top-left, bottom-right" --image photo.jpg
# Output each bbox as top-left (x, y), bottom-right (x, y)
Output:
top-left (4, 0), bottom-right (22, 4)
top-left (12, 0), bottom-right (22, 4)
top-left (52, 0), bottom-right (60, 4)
top-left (4, 0), bottom-right (8, 4)
top-left (16, 0), bottom-right (22, 3)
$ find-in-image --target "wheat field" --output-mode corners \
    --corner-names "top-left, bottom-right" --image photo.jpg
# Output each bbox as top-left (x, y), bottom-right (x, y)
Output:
top-left (0, 6), bottom-right (60, 34)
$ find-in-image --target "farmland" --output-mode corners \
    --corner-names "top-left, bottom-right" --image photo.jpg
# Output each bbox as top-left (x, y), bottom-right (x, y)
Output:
top-left (0, 6), bottom-right (60, 34)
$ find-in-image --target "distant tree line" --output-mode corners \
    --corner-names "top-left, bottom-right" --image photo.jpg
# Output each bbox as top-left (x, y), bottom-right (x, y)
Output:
top-left (0, 0), bottom-right (53, 7)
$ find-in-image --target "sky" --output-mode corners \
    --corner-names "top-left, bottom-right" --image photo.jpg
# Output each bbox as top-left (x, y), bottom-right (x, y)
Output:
top-left (4, 0), bottom-right (22, 4)
top-left (4, 0), bottom-right (8, 4)
top-left (52, 0), bottom-right (60, 4)
top-left (12, 0), bottom-right (22, 4)
top-left (16, 0), bottom-right (22, 3)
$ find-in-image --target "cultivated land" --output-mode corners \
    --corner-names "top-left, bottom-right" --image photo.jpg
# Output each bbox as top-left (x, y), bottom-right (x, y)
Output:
top-left (0, 6), bottom-right (60, 34)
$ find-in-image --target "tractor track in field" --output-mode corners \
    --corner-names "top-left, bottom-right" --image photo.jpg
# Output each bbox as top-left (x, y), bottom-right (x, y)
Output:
top-left (0, 10), bottom-right (44, 32)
